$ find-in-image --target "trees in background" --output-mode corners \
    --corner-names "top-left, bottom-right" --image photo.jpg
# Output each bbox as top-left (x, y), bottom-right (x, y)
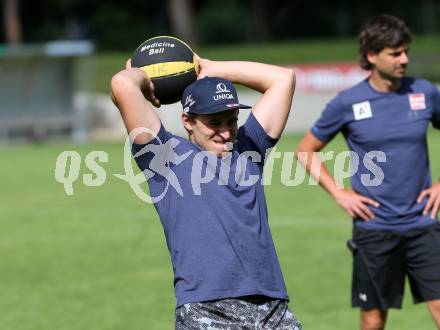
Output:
top-left (2, 0), bottom-right (21, 44)
top-left (2, 0), bottom-right (440, 49)
top-left (167, 0), bottom-right (198, 45)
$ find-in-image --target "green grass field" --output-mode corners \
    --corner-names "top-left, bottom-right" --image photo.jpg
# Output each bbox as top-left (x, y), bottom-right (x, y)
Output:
top-left (1, 130), bottom-right (439, 329)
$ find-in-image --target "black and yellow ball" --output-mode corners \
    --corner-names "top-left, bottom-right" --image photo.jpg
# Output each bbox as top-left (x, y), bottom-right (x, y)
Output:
top-left (131, 36), bottom-right (199, 105)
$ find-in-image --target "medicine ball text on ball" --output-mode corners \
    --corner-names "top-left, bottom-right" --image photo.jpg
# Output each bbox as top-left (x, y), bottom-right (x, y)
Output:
top-left (131, 36), bottom-right (199, 105)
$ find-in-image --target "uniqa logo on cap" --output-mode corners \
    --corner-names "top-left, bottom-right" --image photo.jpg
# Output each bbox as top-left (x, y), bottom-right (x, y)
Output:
top-left (213, 83), bottom-right (234, 101)
top-left (215, 83), bottom-right (231, 93)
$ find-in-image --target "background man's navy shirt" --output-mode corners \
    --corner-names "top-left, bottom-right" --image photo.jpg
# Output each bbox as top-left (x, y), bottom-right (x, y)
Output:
top-left (132, 113), bottom-right (288, 307)
top-left (312, 77), bottom-right (440, 231)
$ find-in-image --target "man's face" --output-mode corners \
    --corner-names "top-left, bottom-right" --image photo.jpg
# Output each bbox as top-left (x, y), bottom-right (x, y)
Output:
top-left (183, 110), bottom-right (239, 156)
top-left (367, 44), bottom-right (410, 80)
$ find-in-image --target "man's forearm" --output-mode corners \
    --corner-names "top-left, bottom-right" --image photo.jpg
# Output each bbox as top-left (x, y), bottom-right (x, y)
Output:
top-left (198, 59), bottom-right (294, 93)
top-left (111, 68), bottom-right (161, 144)
top-left (296, 149), bottom-right (342, 199)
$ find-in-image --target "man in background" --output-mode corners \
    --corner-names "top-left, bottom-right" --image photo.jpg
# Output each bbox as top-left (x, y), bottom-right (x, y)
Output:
top-left (296, 14), bottom-right (440, 330)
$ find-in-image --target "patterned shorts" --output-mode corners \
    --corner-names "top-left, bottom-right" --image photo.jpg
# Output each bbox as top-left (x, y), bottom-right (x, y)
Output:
top-left (175, 295), bottom-right (302, 330)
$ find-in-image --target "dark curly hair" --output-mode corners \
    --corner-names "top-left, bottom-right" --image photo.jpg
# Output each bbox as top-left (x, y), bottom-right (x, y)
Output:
top-left (358, 14), bottom-right (412, 70)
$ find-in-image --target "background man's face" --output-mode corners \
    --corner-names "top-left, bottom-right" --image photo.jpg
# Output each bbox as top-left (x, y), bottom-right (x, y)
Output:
top-left (368, 44), bottom-right (410, 80)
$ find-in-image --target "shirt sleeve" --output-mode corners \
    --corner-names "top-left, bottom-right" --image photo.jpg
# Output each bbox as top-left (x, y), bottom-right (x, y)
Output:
top-left (237, 112), bottom-right (278, 159)
top-left (431, 83), bottom-right (440, 129)
top-left (129, 124), bottom-right (175, 207)
top-left (131, 124), bottom-right (172, 172)
top-left (130, 124), bottom-right (178, 195)
top-left (311, 95), bottom-right (347, 142)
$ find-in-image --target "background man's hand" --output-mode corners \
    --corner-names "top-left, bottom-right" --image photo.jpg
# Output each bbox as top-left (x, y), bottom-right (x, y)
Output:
top-left (417, 181), bottom-right (440, 219)
top-left (333, 188), bottom-right (380, 221)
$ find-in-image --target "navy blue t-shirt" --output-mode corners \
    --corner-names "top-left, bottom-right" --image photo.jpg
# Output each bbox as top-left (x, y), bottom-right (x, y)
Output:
top-left (312, 77), bottom-right (440, 231)
top-left (132, 113), bottom-right (288, 307)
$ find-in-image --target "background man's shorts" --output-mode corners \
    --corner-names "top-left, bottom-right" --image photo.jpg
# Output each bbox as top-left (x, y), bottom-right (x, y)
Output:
top-left (175, 295), bottom-right (302, 329)
top-left (351, 222), bottom-right (440, 310)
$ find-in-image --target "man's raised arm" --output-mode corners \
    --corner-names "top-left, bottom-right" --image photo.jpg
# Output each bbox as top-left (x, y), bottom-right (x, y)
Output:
top-left (110, 60), bottom-right (162, 144)
top-left (197, 59), bottom-right (296, 139)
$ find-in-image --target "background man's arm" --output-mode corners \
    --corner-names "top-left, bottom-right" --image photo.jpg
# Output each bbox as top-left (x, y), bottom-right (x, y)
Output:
top-left (416, 84), bottom-right (440, 219)
top-left (110, 60), bottom-right (161, 144)
top-left (295, 131), bottom-right (379, 221)
top-left (198, 59), bottom-right (295, 139)
top-left (417, 182), bottom-right (440, 219)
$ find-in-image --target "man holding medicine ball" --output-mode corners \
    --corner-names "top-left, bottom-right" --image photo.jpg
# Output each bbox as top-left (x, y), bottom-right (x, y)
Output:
top-left (111, 40), bottom-right (301, 328)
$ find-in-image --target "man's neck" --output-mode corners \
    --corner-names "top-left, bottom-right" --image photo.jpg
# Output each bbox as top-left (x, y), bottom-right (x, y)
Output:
top-left (368, 70), bottom-right (401, 92)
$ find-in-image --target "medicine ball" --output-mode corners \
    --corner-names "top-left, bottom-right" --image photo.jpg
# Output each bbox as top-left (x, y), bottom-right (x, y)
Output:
top-left (131, 36), bottom-right (199, 104)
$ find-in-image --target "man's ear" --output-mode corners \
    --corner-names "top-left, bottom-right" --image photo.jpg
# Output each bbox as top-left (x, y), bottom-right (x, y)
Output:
top-left (366, 51), bottom-right (378, 66)
top-left (181, 113), bottom-right (193, 132)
